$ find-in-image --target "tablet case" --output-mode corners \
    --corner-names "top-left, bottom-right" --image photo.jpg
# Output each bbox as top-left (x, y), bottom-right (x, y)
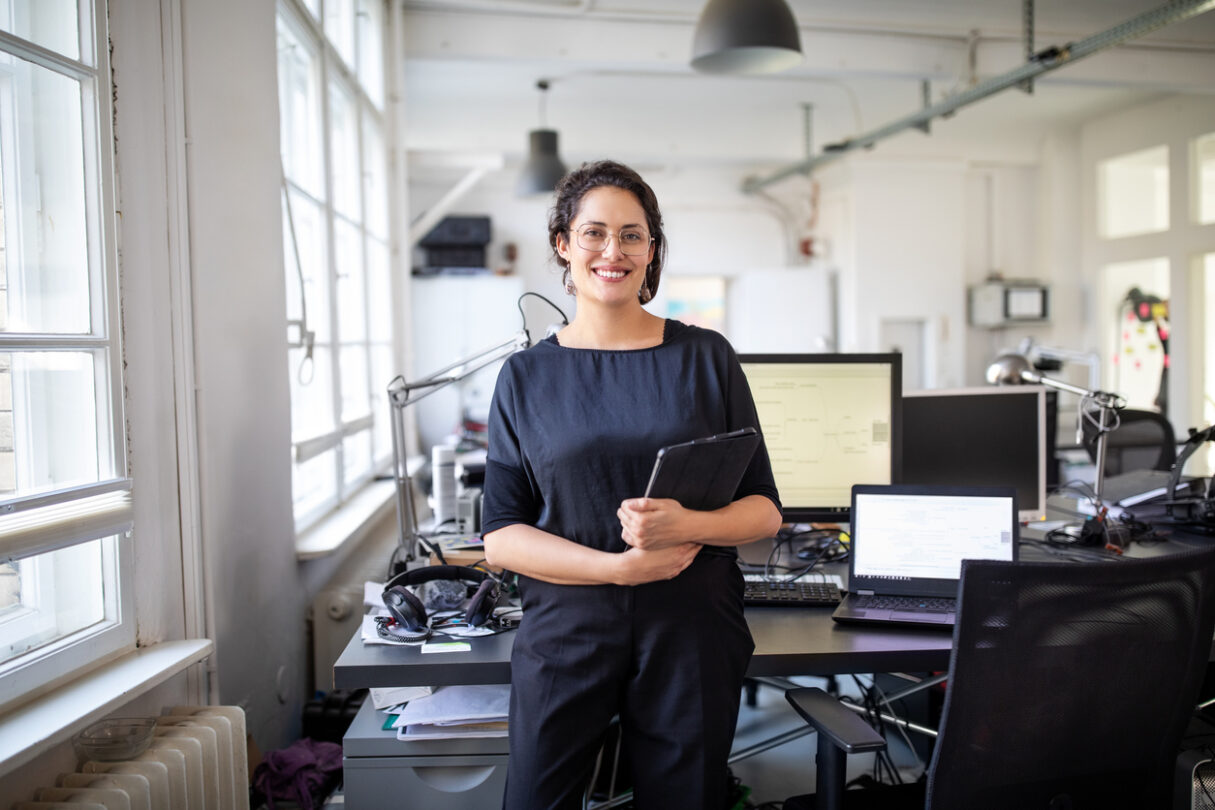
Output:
top-left (643, 427), bottom-right (761, 511)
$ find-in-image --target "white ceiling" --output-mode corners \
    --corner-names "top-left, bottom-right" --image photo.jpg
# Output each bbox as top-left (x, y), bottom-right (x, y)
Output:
top-left (400, 0), bottom-right (1215, 183)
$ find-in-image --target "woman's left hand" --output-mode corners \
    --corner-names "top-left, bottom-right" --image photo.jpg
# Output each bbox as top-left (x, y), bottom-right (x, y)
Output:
top-left (618, 498), bottom-right (697, 550)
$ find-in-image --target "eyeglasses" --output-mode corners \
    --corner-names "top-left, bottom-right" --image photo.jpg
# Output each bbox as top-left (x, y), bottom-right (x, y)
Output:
top-left (572, 224), bottom-right (653, 256)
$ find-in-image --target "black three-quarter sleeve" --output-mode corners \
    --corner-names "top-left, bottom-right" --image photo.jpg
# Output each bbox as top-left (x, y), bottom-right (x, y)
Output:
top-left (481, 359), bottom-right (541, 534)
top-left (722, 344), bottom-right (782, 513)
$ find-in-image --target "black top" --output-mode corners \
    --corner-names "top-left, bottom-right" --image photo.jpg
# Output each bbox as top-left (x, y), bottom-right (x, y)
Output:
top-left (482, 319), bottom-right (780, 556)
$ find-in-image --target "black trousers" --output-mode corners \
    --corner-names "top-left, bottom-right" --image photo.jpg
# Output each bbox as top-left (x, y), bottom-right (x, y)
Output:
top-left (502, 553), bottom-right (754, 810)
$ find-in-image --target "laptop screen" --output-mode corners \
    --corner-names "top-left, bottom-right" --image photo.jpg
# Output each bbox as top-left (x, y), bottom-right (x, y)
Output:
top-left (850, 485), bottom-right (1018, 597)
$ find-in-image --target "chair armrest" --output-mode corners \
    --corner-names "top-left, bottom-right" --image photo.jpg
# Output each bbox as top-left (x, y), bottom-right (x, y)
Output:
top-left (786, 687), bottom-right (887, 753)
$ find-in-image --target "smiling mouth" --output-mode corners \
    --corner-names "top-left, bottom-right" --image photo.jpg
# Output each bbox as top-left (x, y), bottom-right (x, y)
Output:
top-left (593, 267), bottom-right (630, 280)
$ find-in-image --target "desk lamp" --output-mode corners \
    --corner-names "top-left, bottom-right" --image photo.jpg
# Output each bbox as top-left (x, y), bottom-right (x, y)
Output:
top-left (387, 293), bottom-right (568, 565)
top-left (986, 352), bottom-right (1126, 511)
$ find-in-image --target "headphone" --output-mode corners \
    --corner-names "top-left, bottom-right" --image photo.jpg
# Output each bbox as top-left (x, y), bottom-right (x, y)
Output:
top-left (1164, 425), bottom-right (1215, 530)
top-left (381, 565), bottom-right (500, 641)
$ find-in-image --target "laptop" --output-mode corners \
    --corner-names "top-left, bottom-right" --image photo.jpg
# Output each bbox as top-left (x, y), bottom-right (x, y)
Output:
top-left (832, 484), bottom-right (1019, 629)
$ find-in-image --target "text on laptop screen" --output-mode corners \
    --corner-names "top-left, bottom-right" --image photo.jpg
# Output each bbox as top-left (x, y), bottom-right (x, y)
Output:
top-left (852, 493), bottom-right (1015, 581)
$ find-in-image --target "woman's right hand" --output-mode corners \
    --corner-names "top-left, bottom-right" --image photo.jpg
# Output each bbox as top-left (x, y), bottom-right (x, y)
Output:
top-left (614, 542), bottom-right (700, 585)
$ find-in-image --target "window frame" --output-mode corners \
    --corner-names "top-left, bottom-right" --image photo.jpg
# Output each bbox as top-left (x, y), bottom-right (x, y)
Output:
top-left (1082, 100), bottom-right (1215, 445)
top-left (0, 3), bottom-right (134, 711)
top-left (277, 0), bottom-right (393, 534)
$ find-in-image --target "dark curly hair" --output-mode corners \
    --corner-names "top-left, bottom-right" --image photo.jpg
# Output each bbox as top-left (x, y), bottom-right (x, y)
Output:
top-left (548, 160), bottom-right (666, 304)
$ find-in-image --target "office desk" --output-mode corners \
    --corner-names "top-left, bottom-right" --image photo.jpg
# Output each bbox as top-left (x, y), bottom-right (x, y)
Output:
top-left (333, 606), bottom-right (952, 690)
top-left (334, 519), bottom-right (1215, 808)
top-left (334, 603), bottom-right (952, 809)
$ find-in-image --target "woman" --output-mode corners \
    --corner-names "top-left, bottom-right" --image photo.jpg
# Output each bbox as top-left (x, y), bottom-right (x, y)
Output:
top-left (482, 159), bottom-right (782, 810)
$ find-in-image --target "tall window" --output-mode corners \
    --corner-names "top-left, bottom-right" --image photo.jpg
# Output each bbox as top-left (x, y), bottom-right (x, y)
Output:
top-left (1086, 101), bottom-right (1215, 453)
top-left (0, 0), bottom-right (133, 706)
top-left (277, 0), bottom-right (393, 531)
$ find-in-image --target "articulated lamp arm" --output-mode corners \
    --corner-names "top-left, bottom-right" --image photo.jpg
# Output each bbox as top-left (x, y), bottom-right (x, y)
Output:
top-left (987, 353), bottom-right (1125, 509)
top-left (388, 331), bottom-right (532, 564)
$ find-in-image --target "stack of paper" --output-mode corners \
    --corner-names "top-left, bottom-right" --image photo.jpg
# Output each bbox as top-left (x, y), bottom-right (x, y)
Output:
top-left (370, 685), bottom-right (432, 710)
top-left (391, 684), bottom-right (509, 740)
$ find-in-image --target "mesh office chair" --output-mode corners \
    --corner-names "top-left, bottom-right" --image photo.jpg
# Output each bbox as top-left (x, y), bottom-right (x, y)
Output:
top-left (1082, 407), bottom-right (1177, 476)
top-left (783, 548), bottom-right (1215, 810)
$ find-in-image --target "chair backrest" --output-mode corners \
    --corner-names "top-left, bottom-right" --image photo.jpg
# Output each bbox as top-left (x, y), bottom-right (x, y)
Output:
top-left (1083, 407), bottom-right (1177, 476)
top-left (926, 549), bottom-right (1215, 810)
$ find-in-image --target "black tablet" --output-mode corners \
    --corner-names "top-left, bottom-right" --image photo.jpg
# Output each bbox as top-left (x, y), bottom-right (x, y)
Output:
top-left (643, 427), bottom-right (760, 511)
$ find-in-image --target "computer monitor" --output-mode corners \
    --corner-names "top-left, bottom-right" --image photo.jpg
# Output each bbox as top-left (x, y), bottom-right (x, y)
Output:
top-left (902, 386), bottom-right (1047, 523)
top-left (738, 353), bottom-right (902, 524)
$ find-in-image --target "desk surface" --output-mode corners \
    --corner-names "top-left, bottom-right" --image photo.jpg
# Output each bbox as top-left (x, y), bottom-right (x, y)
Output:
top-left (335, 504), bottom-right (1215, 691)
top-left (333, 606), bottom-right (954, 689)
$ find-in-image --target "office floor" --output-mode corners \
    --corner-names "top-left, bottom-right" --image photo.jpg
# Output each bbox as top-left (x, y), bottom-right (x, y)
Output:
top-left (729, 675), bottom-right (926, 808)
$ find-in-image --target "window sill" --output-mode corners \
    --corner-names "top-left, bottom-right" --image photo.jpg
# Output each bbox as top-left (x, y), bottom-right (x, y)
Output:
top-left (295, 478), bottom-right (398, 561)
top-left (0, 638), bottom-right (213, 776)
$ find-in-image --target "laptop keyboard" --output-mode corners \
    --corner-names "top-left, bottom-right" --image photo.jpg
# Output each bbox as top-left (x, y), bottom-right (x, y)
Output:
top-left (852, 595), bottom-right (955, 612)
top-left (744, 580), bottom-right (842, 607)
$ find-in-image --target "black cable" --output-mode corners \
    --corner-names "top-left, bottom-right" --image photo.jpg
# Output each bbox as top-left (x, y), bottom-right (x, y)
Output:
top-left (516, 291), bottom-right (568, 345)
top-left (1020, 536), bottom-right (1124, 562)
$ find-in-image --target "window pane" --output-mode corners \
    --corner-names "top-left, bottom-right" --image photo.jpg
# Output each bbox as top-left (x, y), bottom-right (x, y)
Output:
top-left (356, 0), bottom-right (384, 110)
top-left (366, 237), bottom-right (390, 342)
top-left (334, 218), bottom-right (365, 343)
top-left (371, 344), bottom-right (393, 462)
top-left (0, 0), bottom-right (80, 62)
top-left (283, 189), bottom-right (331, 344)
top-left (289, 344), bottom-right (335, 442)
top-left (1, 351), bottom-right (110, 499)
top-left (293, 447), bottom-right (337, 522)
top-left (1101, 258), bottom-right (1169, 411)
top-left (0, 54), bottom-right (92, 334)
top-left (339, 344), bottom-right (369, 422)
top-left (1196, 132), bottom-right (1215, 226)
top-left (1098, 146), bottom-right (1169, 239)
top-left (276, 13), bottom-right (325, 200)
top-left (342, 431), bottom-right (370, 488)
top-left (362, 115), bottom-right (388, 239)
top-left (329, 80), bottom-right (361, 222)
top-left (299, 0), bottom-right (320, 21)
top-left (324, 0), bottom-right (356, 70)
top-left (0, 537), bottom-right (112, 667)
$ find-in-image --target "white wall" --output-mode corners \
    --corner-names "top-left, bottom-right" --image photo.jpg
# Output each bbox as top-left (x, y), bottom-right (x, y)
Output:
top-left (177, 0), bottom-right (308, 750)
top-left (1080, 94), bottom-right (1215, 436)
top-left (411, 148), bottom-right (1090, 397)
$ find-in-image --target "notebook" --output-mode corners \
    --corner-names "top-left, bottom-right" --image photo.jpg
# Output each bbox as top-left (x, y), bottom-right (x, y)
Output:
top-left (832, 484), bottom-right (1019, 629)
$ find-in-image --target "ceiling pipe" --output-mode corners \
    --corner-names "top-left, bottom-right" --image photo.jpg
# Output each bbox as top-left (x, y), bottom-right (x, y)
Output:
top-left (742, 0), bottom-right (1215, 194)
top-left (1022, 0), bottom-right (1035, 94)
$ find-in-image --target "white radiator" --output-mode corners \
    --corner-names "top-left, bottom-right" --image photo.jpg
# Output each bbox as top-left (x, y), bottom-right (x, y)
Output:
top-left (11, 705), bottom-right (249, 810)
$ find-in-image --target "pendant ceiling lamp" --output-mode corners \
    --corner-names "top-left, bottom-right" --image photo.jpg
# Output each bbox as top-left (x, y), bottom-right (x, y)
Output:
top-left (691, 0), bottom-right (804, 75)
top-left (516, 79), bottom-right (568, 197)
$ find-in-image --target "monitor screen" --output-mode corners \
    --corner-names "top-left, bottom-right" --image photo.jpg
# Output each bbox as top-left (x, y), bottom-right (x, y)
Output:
top-left (901, 386), bottom-right (1047, 523)
top-left (738, 353), bottom-right (902, 524)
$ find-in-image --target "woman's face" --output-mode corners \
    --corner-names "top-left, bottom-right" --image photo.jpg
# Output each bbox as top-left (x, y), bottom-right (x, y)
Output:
top-left (557, 186), bottom-right (655, 308)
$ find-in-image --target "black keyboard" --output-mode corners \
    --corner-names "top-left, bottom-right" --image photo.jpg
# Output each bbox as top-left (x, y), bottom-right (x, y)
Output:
top-left (852, 595), bottom-right (956, 612)
top-left (743, 580), bottom-right (842, 607)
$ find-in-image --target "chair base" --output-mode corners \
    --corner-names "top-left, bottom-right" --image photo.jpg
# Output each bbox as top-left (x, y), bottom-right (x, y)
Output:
top-left (784, 781), bottom-right (925, 810)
